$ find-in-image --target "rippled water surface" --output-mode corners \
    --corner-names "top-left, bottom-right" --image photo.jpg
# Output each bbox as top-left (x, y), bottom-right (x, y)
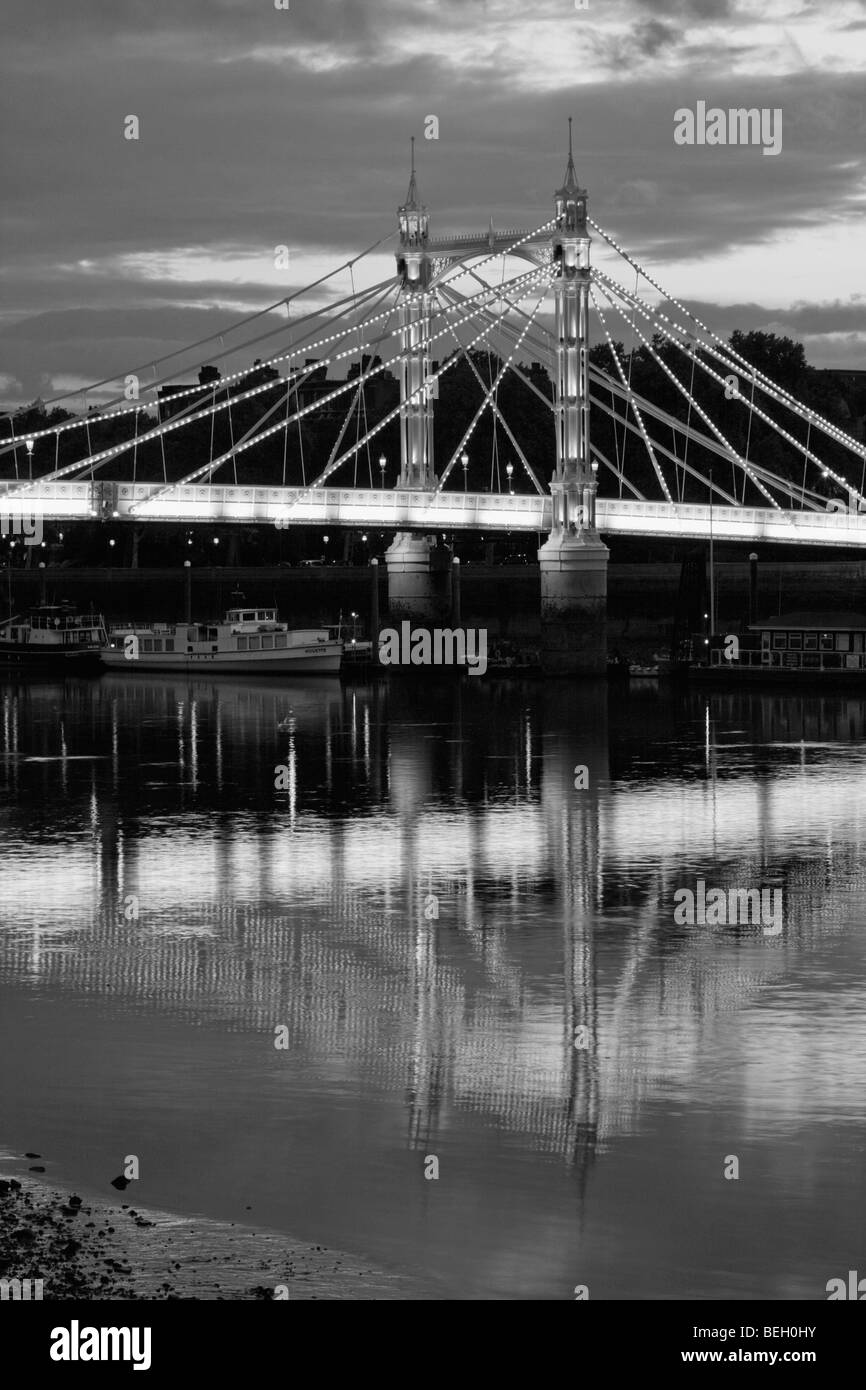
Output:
top-left (1, 673), bottom-right (864, 1299)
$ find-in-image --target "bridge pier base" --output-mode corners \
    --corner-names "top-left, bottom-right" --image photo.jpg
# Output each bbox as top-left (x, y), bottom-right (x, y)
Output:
top-left (384, 532), bottom-right (451, 626)
top-left (538, 532), bottom-right (609, 675)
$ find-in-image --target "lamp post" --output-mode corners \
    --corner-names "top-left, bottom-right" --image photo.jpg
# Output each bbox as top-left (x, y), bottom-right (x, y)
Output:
top-left (749, 551), bottom-right (758, 627)
top-left (25, 437), bottom-right (34, 481)
top-left (378, 454), bottom-right (386, 487)
top-left (506, 461), bottom-right (513, 495)
top-left (461, 451), bottom-right (469, 492)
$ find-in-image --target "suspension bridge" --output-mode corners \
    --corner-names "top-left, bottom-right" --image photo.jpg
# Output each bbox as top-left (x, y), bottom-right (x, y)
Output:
top-left (3, 123), bottom-right (864, 668)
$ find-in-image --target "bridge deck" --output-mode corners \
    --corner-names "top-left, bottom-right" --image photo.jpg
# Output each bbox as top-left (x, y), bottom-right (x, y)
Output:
top-left (2, 484), bottom-right (865, 546)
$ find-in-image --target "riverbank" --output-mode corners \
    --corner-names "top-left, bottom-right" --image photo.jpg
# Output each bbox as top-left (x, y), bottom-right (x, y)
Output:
top-left (8, 558), bottom-right (866, 634)
top-left (0, 1170), bottom-right (433, 1300)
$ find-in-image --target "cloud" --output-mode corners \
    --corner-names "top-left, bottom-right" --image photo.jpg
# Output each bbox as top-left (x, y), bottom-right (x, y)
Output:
top-left (1, 0), bottom-right (864, 402)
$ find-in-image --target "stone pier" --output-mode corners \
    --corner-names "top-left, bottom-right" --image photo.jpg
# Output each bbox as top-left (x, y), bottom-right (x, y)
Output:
top-left (538, 531), bottom-right (609, 675)
top-left (384, 532), bottom-right (452, 626)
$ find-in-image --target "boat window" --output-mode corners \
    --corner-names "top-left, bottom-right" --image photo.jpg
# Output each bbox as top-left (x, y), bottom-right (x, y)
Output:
top-left (153, 640), bottom-right (163, 653)
top-left (237, 637), bottom-right (248, 651)
top-left (242, 612), bottom-right (254, 621)
top-left (249, 637), bottom-right (261, 652)
top-left (208, 628), bottom-right (218, 640)
top-left (788, 632), bottom-right (802, 650)
top-left (187, 628), bottom-right (196, 642)
top-left (820, 633), bottom-right (834, 651)
top-left (804, 634), bottom-right (818, 650)
top-left (772, 633), bottom-right (786, 649)
top-left (142, 639), bottom-right (153, 653)
top-left (261, 635), bottom-right (272, 650)
top-left (275, 634), bottom-right (287, 649)
top-left (165, 640), bottom-right (175, 653)
top-left (760, 632), bottom-right (770, 649)
top-left (836, 633), bottom-right (850, 652)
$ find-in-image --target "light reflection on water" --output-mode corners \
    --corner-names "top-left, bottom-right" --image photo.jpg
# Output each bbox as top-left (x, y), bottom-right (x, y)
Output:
top-left (0, 674), bottom-right (865, 1299)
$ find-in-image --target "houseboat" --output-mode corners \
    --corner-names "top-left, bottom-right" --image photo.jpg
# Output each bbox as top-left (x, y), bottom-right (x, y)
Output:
top-left (0, 603), bottom-right (107, 670)
top-left (101, 603), bottom-right (343, 675)
top-left (693, 610), bottom-right (866, 682)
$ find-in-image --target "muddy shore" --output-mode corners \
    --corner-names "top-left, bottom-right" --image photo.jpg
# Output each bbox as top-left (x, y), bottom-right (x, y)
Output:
top-left (0, 1170), bottom-right (434, 1300)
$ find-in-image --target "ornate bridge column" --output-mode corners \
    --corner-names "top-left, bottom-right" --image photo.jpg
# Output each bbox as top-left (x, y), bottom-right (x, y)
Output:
top-left (538, 123), bottom-right (609, 675)
top-left (385, 141), bottom-right (451, 627)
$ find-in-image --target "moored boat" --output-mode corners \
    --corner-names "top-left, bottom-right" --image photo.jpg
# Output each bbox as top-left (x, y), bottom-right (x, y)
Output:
top-left (101, 602), bottom-right (343, 674)
top-left (691, 610), bottom-right (866, 683)
top-left (0, 603), bottom-right (107, 670)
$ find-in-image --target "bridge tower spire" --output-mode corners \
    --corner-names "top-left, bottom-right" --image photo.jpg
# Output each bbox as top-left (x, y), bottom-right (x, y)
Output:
top-left (538, 120), bottom-right (609, 674)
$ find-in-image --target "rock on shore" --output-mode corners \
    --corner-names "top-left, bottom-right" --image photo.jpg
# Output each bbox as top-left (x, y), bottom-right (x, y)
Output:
top-left (0, 1174), bottom-right (429, 1300)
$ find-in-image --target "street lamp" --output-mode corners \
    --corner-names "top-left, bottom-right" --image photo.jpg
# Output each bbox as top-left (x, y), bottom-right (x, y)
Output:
top-left (461, 451), bottom-right (469, 491)
top-left (506, 461), bottom-right (513, 495)
top-left (378, 454), bottom-right (386, 487)
top-left (25, 437), bottom-right (33, 480)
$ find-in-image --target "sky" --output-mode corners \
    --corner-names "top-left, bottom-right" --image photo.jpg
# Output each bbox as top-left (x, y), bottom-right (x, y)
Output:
top-left (1, 0), bottom-right (865, 408)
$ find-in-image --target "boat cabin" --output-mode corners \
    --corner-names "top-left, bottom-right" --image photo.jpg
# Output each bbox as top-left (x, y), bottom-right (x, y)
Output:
top-left (708, 611), bottom-right (866, 672)
top-left (106, 605), bottom-right (333, 658)
top-left (225, 607), bottom-right (282, 632)
top-left (0, 605), bottom-right (106, 648)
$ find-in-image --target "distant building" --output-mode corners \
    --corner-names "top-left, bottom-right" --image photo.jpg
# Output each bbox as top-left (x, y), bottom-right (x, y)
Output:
top-left (156, 359), bottom-right (343, 420)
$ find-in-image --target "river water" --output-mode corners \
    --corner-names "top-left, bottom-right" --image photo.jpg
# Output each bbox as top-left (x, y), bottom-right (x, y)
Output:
top-left (1, 673), bottom-right (864, 1300)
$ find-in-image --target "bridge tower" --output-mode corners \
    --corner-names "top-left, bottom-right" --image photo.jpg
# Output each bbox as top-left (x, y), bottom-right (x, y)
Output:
top-left (395, 138), bottom-right (435, 489)
top-left (538, 122), bottom-right (609, 675)
top-left (385, 140), bottom-right (451, 625)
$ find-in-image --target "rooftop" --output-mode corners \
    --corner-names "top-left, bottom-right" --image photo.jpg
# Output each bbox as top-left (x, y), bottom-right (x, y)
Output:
top-left (751, 610), bottom-right (866, 631)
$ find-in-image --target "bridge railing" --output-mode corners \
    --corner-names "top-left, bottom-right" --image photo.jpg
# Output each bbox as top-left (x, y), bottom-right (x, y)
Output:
top-left (5, 481), bottom-right (866, 545)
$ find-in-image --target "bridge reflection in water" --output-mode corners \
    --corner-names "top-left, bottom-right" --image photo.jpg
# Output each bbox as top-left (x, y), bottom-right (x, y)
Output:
top-left (1, 676), bottom-right (865, 1296)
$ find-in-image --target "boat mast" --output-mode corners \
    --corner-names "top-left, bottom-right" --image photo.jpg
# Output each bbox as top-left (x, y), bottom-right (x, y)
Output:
top-left (708, 466), bottom-right (715, 638)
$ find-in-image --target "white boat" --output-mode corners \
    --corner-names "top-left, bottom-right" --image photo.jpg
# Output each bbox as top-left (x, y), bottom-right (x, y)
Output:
top-left (101, 603), bottom-right (343, 674)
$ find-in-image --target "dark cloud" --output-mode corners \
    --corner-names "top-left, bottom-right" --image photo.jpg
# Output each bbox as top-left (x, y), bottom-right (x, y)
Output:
top-left (632, 0), bottom-right (735, 17)
top-left (635, 19), bottom-right (679, 56)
